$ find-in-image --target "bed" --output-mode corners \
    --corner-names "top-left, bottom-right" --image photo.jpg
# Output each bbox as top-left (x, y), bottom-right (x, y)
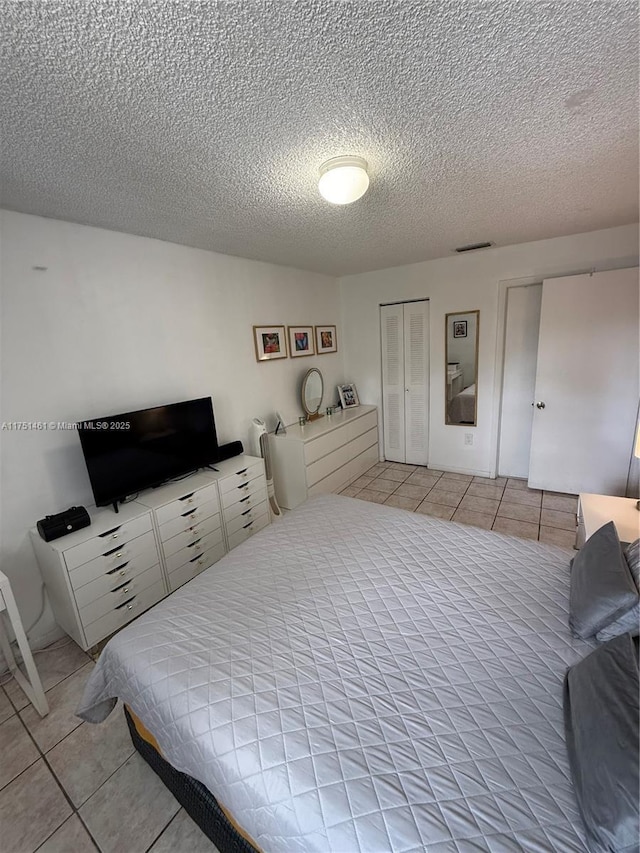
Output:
top-left (448, 384), bottom-right (476, 424)
top-left (78, 494), bottom-right (594, 852)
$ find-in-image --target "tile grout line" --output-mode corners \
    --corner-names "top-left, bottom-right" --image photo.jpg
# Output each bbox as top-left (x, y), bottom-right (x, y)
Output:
top-left (143, 807), bottom-right (183, 853)
top-left (10, 704), bottom-right (103, 852)
top-left (346, 465), bottom-right (576, 544)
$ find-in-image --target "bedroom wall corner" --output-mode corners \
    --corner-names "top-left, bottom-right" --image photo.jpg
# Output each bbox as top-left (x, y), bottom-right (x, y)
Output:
top-left (338, 223), bottom-right (639, 478)
top-left (0, 209), bottom-right (343, 652)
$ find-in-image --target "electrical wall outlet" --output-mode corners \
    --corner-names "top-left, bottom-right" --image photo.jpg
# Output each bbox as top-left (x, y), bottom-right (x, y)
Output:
top-left (464, 433), bottom-right (474, 446)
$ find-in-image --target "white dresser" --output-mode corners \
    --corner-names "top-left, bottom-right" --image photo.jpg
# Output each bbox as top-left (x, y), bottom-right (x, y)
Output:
top-left (269, 405), bottom-right (379, 510)
top-left (136, 472), bottom-right (225, 593)
top-left (212, 455), bottom-right (270, 549)
top-left (31, 502), bottom-right (165, 650)
top-left (31, 455), bottom-right (270, 649)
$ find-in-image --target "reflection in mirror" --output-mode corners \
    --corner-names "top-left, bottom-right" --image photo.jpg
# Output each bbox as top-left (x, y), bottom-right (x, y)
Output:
top-left (301, 368), bottom-right (324, 420)
top-left (445, 310), bottom-right (479, 426)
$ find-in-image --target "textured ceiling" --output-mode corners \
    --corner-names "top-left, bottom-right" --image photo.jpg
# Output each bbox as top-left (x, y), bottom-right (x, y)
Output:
top-left (1, 1), bottom-right (638, 276)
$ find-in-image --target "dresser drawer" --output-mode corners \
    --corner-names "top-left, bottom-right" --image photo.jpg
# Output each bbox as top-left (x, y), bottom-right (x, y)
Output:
top-left (73, 547), bottom-right (159, 608)
top-left (218, 461), bottom-right (264, 495)
top-left (163, 513), bottom-right (222, 557)
top-left (225, 500), bottom-right (268, 536)
top-left (348, 410), bottom-right (377, 441)
top-left (68, 530), bottom-right (157, 589)
top-left (168, 542), bottom-right (226, 592)
top-left (79, 563), bottom-right (164, 626)
top-left (83, 576), bottom-right (166, 649)
top-left (304, 427), bottom-right (348, 466)
top-left (227, 511), bottom-right (269, 550)
top-left (308, 440), bottom-right (379, 498)
top-left (165, 529), bottom-right (225, 574)
top-left (306, 427), bottom-right (378, 488)
top-left (224, 486), bottom-right (268, 522)
top-left (221, 476), bottom-right (266, 510)
top-left (159, 501), bottom-right (220, 541)
top-left (155, 484), bottom-right (219, 527)
top-left (64, 513), bottom-right (153, 571)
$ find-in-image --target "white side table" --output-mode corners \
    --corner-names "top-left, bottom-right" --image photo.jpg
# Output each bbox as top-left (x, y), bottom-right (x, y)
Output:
top-left (0, 571), bottom-right (48, 716)
top-left (577, 493), bottom-right (640, 548)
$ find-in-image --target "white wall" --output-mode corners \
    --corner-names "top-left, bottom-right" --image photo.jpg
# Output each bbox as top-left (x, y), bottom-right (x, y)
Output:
top-left (339, 224), bottom-right (639, 477)
top-left (0, 210), bottom-right (343, 647)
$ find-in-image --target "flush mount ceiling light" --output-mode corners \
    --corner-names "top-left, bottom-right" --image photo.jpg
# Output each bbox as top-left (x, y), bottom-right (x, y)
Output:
top-left (318, 155), bottom-right (369, 205)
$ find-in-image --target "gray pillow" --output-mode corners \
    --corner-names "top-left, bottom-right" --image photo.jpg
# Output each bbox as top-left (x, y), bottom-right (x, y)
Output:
top-left (596, 539), bottom-right (640, 642)
top-left (564, 633), bottom-right (639, 853)
top-left (569, 522), bottom-right (638, 639)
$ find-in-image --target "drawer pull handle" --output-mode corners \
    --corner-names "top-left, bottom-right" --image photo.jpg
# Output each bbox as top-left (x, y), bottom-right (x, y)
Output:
top-left (116, 596), bottom-right (136, 610)
top-left (99, 525), bottom-right (122, 538)
top-left (182, 509), bottom-right (199, 519)
top-left (237, 484), bottom-right (249, 491)
top-left (243, 521), bottom-right (254, 530)
top-left (103, 545), bottom-right (125, 557)
top-left (187, 538), bottom-right (202, 548)
top-left (106, 561), bottom-right (129, 576)
top-left (241, 507), bottom-right (252, 516)
top-left (189, 527), bottom-right (200, 535)
top-left (236, 468), bottom-right (248, 475)
top-left (190, 553), bottom-right (206, 564)
top-left (179, 493), bottom-right (195, 502)
top-left (239, 495), bottom-right (251, 504)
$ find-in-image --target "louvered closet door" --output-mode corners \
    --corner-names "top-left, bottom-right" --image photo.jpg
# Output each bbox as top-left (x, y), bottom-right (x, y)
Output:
top-left (403, 300), bottom-right (429, 465)
top-left (381, 304), bottom-right (405, 462)
top-left (381, 301), bottom-right (429, 465)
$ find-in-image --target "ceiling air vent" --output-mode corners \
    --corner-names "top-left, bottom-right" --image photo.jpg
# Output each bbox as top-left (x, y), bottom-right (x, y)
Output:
top-left (454, 241), bottom-right (494, 253)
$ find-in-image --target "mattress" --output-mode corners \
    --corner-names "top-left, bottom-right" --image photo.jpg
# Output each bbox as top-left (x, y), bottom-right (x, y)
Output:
top-left (448, 384), bottom-right (476, 423)
top-left (78, 494), bottom-right (593, 852)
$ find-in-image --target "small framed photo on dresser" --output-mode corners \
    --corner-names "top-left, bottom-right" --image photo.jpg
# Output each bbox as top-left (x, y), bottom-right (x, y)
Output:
top-left (315, 325), bottom-right (337, 354)
top-left (288, 325), bottom-right (315, 358)
top-left (338, 383), bottom-right (360, 409)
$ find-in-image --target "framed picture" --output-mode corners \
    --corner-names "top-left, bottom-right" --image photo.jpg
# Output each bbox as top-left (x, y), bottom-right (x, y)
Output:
top-left (288, 325), bottom-right (315, 358)
top-left (253, 325), bottom-right (287, 361)
top-left (315, 325), bottom-right (337, 354)
top-left (338, 383), bottom-right (360, 409)
top-left (453, 320), bottom-right (467, 338)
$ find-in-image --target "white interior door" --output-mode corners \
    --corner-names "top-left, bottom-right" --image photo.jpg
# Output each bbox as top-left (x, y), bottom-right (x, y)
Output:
top-left (403, 300), bottom-right (429, 465)
top-left (498, 284), bottom-right (542, 478)
top-left (528, 268), bottom-right (639, 495)
top-left (381, 303), bottom-right (406, 462)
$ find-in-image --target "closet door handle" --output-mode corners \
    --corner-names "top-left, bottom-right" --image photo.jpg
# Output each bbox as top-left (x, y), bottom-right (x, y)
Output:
top-left (535, 401), bottom-right (546, 409)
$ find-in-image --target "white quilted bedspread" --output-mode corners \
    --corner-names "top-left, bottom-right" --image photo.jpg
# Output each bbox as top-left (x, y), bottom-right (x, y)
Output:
top-left (78, 494), bottom-right (593, 853)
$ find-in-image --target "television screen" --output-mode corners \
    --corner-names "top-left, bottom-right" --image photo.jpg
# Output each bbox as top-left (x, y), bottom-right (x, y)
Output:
top-left (77, 397), bottom-right (219, 507)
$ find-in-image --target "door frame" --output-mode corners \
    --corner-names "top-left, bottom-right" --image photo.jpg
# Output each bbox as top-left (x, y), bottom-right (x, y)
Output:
top-left (490, 276), bottom-right (544, 479)
top-left (491, 265), bottom-right (623, 480)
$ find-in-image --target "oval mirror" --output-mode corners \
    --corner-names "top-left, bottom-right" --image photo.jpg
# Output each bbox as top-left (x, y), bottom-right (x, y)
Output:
top-left (301, 368), bottom-right (323, 420)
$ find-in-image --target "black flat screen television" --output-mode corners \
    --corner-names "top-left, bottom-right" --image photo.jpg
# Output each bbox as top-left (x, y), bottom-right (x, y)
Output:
top-left (77, 397), bottom-right (219, 508)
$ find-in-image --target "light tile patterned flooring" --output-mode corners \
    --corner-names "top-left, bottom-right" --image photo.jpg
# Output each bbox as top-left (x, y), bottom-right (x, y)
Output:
top-left (1, 467), bottom-right (578, 853)
top-left (339, 462), bottom-right (578, 549)
top-left (0, 642), bottom-right (218, 853)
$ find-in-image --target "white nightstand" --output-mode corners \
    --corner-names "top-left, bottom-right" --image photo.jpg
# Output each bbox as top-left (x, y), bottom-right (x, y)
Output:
top-left (0, 570), bottom-right (48, 716)
top-left (577, 493), bottom-right (640, 548)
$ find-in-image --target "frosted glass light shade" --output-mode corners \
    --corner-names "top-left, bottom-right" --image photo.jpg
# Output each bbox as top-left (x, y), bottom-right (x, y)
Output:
top-left (318, 156), bottom-right (369, 205)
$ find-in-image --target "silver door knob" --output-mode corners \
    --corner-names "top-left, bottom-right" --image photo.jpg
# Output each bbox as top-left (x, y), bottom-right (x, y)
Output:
top-left (536, 401), bottom-right (546, 409)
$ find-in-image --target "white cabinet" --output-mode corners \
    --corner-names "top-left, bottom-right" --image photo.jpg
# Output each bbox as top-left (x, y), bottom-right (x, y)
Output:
top-left (209, 455), bottom-right (270, 549)
top-left (30, 502), bottom-right (166, 650)
top-left (31, 456), bottom-right (270, 649)
top-left (269, 406), bottom-right (379, 510)
top-left (136, 472), bottom-right (226, 593)
top-left (577, 493), bottom-right (640, 548)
